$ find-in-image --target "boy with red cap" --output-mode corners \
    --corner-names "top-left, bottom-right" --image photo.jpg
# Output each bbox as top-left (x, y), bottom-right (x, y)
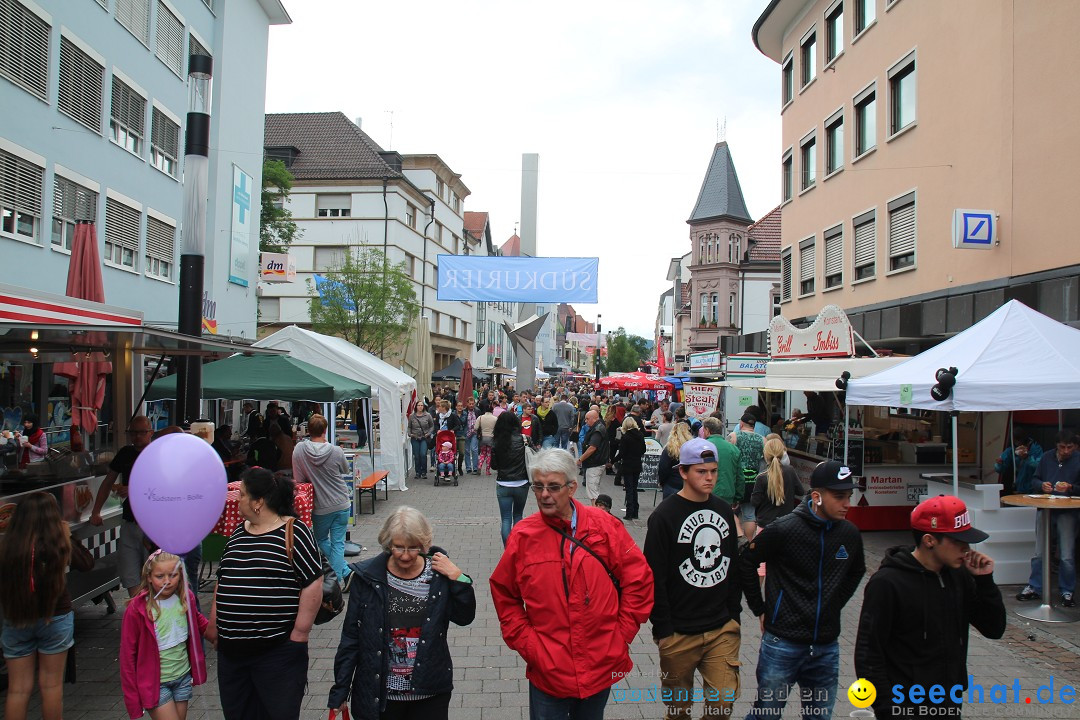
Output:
top-left (854, 495), bottom-right (1006, 719)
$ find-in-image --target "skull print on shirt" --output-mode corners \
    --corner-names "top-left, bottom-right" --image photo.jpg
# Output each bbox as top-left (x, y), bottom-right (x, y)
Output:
top-left (677, 509), bottom-right (732, 587)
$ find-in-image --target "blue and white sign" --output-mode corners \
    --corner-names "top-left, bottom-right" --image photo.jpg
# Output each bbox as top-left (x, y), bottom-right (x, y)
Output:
top-left (952, 209), bottom-right (997, 250)
top-left (436, 256), bottom-right (599, 303)
top-left (229, 165), bottom-right (253, 286)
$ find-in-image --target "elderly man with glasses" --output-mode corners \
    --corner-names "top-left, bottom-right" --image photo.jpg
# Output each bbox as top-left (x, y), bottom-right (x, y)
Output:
top-left (490, 448), bottom-right (654, 720)
top-left (89, 414), bottom-right (155, 596)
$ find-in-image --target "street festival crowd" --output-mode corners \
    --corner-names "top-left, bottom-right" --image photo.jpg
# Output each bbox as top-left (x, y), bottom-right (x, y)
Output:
top-left (13, 375), bottom-right (1080, 720)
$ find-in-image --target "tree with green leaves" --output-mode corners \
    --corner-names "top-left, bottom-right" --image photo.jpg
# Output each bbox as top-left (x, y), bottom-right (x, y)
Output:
top-left (260, 158), bottom-right (301, 253)
top-left (308, 248), bottom-right (418, 358)
top-left (605, 327), bottom-right (651, 373)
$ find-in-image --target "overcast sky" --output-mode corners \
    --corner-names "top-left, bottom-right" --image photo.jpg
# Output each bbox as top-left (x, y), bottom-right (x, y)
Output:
top-left (265, 0), bottom-right (780, 339)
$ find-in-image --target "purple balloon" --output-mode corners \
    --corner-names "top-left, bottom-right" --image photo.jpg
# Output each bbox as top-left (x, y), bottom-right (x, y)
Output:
top-left (129, 433), bottom-right (227, 554)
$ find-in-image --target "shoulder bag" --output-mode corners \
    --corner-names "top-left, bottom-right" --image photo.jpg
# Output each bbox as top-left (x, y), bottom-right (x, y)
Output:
top-left (284, 518), bottom-right (345, 625)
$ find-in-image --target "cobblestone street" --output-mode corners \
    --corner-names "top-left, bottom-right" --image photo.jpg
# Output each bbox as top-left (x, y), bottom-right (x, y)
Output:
top-left (45, 471), bottom-right (1080, 719)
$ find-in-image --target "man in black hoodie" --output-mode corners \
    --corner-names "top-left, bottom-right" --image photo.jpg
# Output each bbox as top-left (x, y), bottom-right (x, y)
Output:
top-left (854, 495), bottom-right (1005, 719)
top-left (740, 460), bottom-right (865, 719)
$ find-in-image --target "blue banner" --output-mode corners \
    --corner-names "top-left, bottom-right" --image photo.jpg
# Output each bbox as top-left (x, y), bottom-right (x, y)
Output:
top-left (436, 256), bottom-right (599, 303)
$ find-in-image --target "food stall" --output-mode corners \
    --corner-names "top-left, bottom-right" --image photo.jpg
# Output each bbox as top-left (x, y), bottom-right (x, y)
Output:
top-left (0, 285), bottom-right (284, 601)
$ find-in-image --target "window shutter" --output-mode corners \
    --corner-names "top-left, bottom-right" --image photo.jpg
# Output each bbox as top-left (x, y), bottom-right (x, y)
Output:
top-left (824, 229), bottom-right (843, 277)
top-left (854, 216), bottom-right (875, 268)
top-left (111, 77), bottom-right (146, 136)
top-left (0, 149), bottom-right (44, 216)
top-left (146, 216), bottom-right (174, 260)
top-left (800, 244), bottom-right (815, 282)
top-left (53, 176), bottom-right (97, 221)
top-left (189, 33), bottom-right (210, 58)
top-left (116, 0), bottom-right (150, 44)
top-left (106, 197), bottom-right (140, 252)
top-left (58, 38), bottom-right (103, 133)
top-left (155, 2), bottom-right (184, 75)
top-left (151, 108), bottom-right (180, 158)
top-left (781, 251), bottom-right (792, 301)
top-left (0, 0), bottom-right (51, 100)
top-left (889, 202), bottom-right (916, 258)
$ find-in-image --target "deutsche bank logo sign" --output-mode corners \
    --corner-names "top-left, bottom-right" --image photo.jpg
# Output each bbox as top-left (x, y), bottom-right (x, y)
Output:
top-left (437, 256), bottom-right (599, 303)
top-left (952, 209), bottom-right (996, 250)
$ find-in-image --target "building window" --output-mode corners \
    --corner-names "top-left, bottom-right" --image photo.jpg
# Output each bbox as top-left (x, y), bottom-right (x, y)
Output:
top-left (728, 293), bottom-right (737, 327)
top-left (888, 192), bottom-right (916, 271)
top-left (189, 33), bottom-right (210, 58)
top-left (155, 1), bottom-right (184, 76)
top-left (0, 0), bottom-right (51, 101)
top-left (59, 37), bottom-right (104, 134)
top-left (825, 109), bottom-right (844, 175)
top-left (824, 224), bottom-right (843, 289)
top-left (710, 293), bottom-right (719, 323)
top-left (780, 248), bottom-right (792, 302)
top-left (436, 177), bottom-right (445, 199)
top-left (477, 304), bottom-right (486, 346)
top-left (316, 194), bottom-right (351, 217)
top-left (116, 0), bottom-right (150, 45)
top-left (782, 149), bottom-right (793, 202)
top-left (854, 84), bottom-right (876, 157)
top-left (110, 76), bottom-right (146, 155)
top-left (800, 132), bottom-right (817, 190)
top-left (854, 0), bottom-right (876, 36)
top-left (800, 28), bottom-right (816, 87)
top-left (699, 293), bottom-right (708, 324)
top-left (799, 237), bottom-right (815, 296)
top-left (889, 53), bottom-right (917, 135)
top-left (405, 204), bottom-right (416, 228)
top-left (313, 246), bottom-right (346, 268)
top-left (781, 52), bottom-right (793, 106)
top-left (452, 192), bottom-right (460, 213)
top-left (729, 234), bottom-right (741, 263)
top-left (151, 107), bottom-right (180, 176)
top-left (145, 215), bottom-right (174, 279)
top-left (772, 294), bottom-right (782, 316)
top-left (853, 209), bottom-right (876, 280)
top-left (825, 0), bottom-right (843, 63)
top-left (0, 148), bottom-right (43, 242)
top-left (52, 176), bottom-right (97, 251)
top-left (104, 196), bottom-right (140, 269)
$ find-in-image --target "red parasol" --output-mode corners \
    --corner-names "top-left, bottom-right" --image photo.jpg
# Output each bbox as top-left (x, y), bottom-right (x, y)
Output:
top-left (460, 359), bottom-right (474, 399)
top-left (53, 222), bottom-right (112, 433)
top-left (597, 372), bottom-right (674, 391)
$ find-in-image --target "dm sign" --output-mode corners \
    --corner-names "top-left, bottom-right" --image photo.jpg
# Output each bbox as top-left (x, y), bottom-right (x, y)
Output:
top-left (436, 256), bottom-right (598, 303)
top-left (260, 252), bottom-right (296, 283)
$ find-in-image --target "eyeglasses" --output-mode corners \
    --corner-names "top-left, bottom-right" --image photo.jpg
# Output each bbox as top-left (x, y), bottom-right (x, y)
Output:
top-left (531, 482), bottom-right (571, 494)
top-left (391, 545), bottom-right (424, 554)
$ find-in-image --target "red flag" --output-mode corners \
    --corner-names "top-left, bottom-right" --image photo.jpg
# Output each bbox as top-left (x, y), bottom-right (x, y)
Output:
top-left (657, 342), bottom-right (667, 377)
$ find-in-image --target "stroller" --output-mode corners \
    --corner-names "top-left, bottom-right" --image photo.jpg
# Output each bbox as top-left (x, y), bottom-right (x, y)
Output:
top-left (433, 429), bottom-right (459, 486)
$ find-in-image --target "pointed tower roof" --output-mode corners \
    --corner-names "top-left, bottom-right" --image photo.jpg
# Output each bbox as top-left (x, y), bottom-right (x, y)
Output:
top-left (687, 141), bottom-right (752, 225)
top-left (501, 233), bottom-right (521, 256)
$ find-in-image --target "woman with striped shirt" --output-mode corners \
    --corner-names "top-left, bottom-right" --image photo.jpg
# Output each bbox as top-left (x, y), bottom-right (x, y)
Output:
top-left (208, 468), bottom-right (323, 720)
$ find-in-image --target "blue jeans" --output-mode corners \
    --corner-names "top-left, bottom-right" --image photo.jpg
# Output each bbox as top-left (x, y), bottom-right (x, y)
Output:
top-left (437, 462), bottom-right (455, 476)
top-left (411, 438), bottom-right (428, 476)
top-left (529, 681), bottom-right (608, 720)
top-left (312, 508), bottom-right (351, 581)
top-left (746, 632), bottom-right (838, 719)
top-left (465, 435), bottom-right (478, 471)
top-left (496, 483), bottom-right (529, 546)
top-left (556, 428), bottom-right (571, 450)
top-left (1029, 509), bottom-right (1078, 594)
top-left (541, 436), bottom-right (557, 449)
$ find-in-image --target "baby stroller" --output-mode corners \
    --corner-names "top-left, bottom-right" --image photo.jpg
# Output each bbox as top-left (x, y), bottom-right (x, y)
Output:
top-left (434, 429), bottom-right (459, 486)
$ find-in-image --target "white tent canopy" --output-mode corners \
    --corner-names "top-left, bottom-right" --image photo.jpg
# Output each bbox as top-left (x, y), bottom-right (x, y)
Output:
top-left (846, 301), bottom-right (1080, 411)
top-left (254, 326), bottom-right (417, 490)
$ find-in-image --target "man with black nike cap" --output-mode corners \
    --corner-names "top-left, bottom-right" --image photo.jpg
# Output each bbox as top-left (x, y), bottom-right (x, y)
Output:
top-left (854, 496), bottom-right (1005, 719)
top-left (740, 460), bottom-right (865, 720)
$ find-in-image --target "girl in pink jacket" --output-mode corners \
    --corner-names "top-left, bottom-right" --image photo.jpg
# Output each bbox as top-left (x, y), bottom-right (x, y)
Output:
top-left (120, 551), bottom-right (209, 719)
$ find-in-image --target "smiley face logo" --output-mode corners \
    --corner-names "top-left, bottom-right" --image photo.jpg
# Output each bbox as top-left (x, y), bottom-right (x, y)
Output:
top-left (848, 678), bottom-right (876, 709)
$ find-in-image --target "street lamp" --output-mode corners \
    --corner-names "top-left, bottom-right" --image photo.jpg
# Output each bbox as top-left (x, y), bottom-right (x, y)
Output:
top-left (595, 314), bottom-right (602, 382)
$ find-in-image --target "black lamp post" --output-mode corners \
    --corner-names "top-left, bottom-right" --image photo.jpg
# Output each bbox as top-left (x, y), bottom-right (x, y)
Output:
top-left (594, 313), bottom-right (602, 382)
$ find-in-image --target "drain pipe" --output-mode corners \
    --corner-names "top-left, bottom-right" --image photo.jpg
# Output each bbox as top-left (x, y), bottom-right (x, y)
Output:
top-left (420, 198), bottom-right (436, 321)
top-left (380, 178), bottom-right (389, 359)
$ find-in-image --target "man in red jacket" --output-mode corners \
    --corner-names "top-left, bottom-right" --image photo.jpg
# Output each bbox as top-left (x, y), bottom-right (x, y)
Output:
top-left (490, 448), bottom-right (654, 720)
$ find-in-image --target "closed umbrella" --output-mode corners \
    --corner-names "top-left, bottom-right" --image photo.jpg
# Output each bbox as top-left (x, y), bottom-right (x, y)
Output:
top-left (54, 222), bottom-right (111, 434)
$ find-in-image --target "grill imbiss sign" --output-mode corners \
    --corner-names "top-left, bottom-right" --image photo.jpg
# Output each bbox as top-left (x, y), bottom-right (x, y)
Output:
top-left (769, 305), bottom-right (854, 359)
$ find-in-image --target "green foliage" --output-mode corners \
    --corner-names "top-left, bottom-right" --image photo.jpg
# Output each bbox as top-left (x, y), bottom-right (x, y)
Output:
top-left (605, 327), bottom-right (652, 373)
top-left (308, 248), bottom-right (418, 358)
top-left (260, 159), bottom-right (301, 253)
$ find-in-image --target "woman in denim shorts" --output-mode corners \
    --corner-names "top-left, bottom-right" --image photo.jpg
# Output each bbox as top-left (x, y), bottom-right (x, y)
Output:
top-left (0, 492), bottom-right (93, 720)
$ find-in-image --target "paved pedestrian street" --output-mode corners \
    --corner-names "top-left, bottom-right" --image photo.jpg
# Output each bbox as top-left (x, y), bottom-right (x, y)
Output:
top-left (48, 472), bottom-right (1080, 719)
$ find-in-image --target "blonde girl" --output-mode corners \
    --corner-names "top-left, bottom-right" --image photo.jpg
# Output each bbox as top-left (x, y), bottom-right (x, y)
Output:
top-left (750, 438), bottom-right (805, 529)
top-left (120, 551), bottom-right (209, 720)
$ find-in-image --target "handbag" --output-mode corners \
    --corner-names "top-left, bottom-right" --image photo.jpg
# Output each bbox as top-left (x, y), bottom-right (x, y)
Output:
top-left (284, 518), bottom-right (345, 625)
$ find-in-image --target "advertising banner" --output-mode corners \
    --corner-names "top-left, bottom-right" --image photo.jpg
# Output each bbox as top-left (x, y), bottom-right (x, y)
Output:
top-left (229, 165), bottom-right (252, 287)
top-left (769, 304), bottom-right (854, 359)
top-left (683, 383), bottom-right (723, 419)
top-left (436, 256), bottom-right (598, 303)
top-left (689, 350), bottom-right (723, 375)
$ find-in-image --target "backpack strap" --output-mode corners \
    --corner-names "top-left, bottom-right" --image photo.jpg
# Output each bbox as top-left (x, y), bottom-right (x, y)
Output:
top-left (548, 524), bottom-right (621, 597)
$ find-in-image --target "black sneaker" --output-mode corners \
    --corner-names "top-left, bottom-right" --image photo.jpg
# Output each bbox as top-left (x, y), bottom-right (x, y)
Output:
top-left (341, 573), bottom-right (353, 593)
top-left (1016, 586), bottom-right (1041, 601)
top-left (1062, 593), bottom-right (1076, 608)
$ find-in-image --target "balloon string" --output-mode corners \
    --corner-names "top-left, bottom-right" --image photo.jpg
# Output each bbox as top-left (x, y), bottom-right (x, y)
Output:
top-left (153, 559), bottom-right (185, 600)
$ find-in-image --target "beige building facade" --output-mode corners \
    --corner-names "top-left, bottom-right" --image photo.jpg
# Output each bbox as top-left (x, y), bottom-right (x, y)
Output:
top-left (755, 0), bottom-right (1080, 348)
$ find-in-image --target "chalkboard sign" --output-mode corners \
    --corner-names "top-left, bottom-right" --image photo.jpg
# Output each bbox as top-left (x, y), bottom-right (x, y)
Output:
top-left (639, 439), bottom-right (663, 490)
top-left (833, 428), bottom-right (864, 478)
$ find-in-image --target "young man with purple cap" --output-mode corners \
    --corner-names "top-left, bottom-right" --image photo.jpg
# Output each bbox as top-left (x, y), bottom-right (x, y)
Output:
top-left (854, 495), bottom-right (1005, 719)
top-left (740, 460), bottom-right (866, 720)
top-left (645, 438), bottom-right (742, 719)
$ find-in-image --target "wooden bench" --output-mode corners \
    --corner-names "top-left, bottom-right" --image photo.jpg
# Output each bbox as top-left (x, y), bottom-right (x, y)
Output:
top-left (357, 471), bottom-right (389, 514)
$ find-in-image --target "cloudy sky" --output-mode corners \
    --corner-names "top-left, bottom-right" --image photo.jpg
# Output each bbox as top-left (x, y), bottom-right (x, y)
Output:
top-left (265, 0), bottom-right (780, 338)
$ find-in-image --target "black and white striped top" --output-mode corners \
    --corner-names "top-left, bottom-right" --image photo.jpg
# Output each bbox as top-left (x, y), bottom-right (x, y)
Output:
top-left (215, 520), bottom-right (322, 656)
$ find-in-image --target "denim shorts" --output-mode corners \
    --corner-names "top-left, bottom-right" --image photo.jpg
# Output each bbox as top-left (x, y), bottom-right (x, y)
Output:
top-left (1, 611), bottom-right (75, 659)
top-left (738, 502), bottom-right (757, 522)
top-left (156, 672), bottom-right (194, 708)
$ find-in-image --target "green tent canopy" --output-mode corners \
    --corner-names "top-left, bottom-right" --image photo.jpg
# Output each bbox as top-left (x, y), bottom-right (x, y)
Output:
top-left (143, 353), bottom-right (371, 402)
